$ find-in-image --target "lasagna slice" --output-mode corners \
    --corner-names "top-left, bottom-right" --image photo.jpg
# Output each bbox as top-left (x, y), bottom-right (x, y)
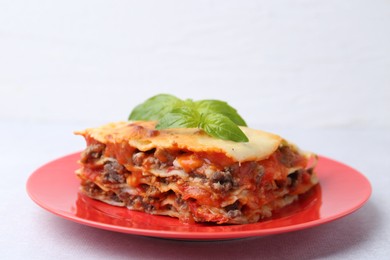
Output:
top-left (75, 121), bottom-right (318, 224)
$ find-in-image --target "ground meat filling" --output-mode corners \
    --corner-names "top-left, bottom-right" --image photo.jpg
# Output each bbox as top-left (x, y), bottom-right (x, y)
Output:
top-left (102, 159), bottom-right (127, 184)
top-left (83, 181), bottom-right (103, 197)
top-left (79, 142), bottom-right (314, 223)
top-left (224, 200), bottom-right (242, 218)
top-left (132, 151), bottom-right (146, 166)
top-left (288, 169), bottom-right (303, 188)
top-left (154, 148), bottom-right (176, 165)
top-left (210, 169), bottom-right (234, 192)
top-left (276, 145), bottom-right (301, 167)
top-left (81, 143), bottom-right (105, 162)
top-left (132, 149), bottom-right (172, 169)
top-left (82, 181), bottom-right (123, 203)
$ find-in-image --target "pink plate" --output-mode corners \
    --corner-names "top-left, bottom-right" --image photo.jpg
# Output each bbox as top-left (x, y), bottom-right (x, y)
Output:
top-left (26, 153), bottom-right (371, 240)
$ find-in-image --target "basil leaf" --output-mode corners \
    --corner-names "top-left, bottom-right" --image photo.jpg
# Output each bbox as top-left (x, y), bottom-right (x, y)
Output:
top-left (128, 94), bottom-right (249, 142)
top-left (156, 107), bottom-right (200, 129)
top-left (195, 100), bottom-right (247, 126)
top-left (129, 94), bottom-right (181, 120)
top-left (200, 113), bottom-right (249, 142)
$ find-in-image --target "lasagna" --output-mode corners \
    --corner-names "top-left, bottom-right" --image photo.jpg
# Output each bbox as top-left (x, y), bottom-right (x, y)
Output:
top-left (75, 121), bottom-right (318, 224)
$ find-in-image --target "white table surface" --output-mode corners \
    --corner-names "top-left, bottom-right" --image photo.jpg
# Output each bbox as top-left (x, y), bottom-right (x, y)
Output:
top-left (1, 120), bottom-right (389, 259)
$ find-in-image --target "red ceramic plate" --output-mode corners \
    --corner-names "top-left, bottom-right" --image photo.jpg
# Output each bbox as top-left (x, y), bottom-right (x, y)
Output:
top-left (26, 153), bottom-right (371, 240)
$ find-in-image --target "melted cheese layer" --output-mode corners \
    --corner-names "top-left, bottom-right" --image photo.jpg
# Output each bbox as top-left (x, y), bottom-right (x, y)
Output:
top-left (76, 121), bottom-right (282, 162)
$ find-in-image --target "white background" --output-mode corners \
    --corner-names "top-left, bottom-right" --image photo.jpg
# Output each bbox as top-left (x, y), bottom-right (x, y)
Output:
top-left (1, 1), bottom-right (389, 259)
top-left (1, 0), bottom-right (389, 128)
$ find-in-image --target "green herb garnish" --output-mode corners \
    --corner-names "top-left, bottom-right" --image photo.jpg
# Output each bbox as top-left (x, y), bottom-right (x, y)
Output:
top-left (129, 94), bottom-right (249, 142)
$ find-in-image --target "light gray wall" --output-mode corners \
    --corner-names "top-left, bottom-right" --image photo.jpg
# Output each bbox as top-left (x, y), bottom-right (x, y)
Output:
top-left (1, 0), bottom-right (389, 128)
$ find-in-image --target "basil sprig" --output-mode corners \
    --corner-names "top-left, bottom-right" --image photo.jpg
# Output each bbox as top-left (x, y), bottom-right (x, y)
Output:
top-left (129, 94), bottom-right (249, 142)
